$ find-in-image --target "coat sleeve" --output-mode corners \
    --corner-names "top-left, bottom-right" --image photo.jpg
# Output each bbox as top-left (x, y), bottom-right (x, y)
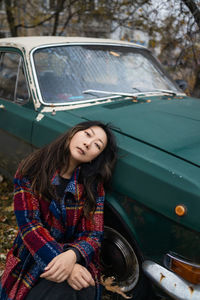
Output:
top-left (66, 182), bottom-right (105, 267)
top-left (14, 173), bottom-right (63, 270)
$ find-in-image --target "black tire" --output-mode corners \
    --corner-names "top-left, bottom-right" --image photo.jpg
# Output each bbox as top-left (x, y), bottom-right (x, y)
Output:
top-left (101, 226), bottom-right (153, 300)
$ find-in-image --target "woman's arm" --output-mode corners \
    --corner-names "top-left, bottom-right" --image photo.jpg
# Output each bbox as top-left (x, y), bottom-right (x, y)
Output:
top-left (66, 182), bottom-right (105, 266)
top-left (14, 174), bottom-right (63, 270)
top-left (39, 182), bottom-right (105, 284)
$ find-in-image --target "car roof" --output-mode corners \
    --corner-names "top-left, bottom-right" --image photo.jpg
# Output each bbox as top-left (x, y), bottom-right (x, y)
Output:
top-left (0, 36), bottom-right (146, 52)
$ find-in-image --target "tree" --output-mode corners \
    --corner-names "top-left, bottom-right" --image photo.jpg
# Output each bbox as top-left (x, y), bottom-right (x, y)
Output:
top-left (182, 0), bottom-right (200, 31)
top-left (1, 0), bottom-right (152, 38)
top-left (125, 0), bottom-right (200, 97)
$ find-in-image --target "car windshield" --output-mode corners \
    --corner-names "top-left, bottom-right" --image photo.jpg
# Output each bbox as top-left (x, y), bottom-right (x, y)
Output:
top-left (33, 44), bottom-right (181, 105)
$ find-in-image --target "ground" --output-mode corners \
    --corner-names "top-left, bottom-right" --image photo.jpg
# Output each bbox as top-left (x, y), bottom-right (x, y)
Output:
top-left (0, 176), bottom-right (17, 277)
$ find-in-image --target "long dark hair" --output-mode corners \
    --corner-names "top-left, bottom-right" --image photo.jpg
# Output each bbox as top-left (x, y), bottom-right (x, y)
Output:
top-left (19, 121), bottom-right (117, 217)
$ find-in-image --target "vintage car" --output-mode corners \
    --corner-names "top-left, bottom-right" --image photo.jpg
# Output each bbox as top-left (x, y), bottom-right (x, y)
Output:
top-left (0, 36), bottom-right (200, 300)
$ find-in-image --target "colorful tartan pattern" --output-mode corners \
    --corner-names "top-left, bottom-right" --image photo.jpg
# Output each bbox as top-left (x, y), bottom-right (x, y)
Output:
top-left (0, 167), bottom-right (105, 300)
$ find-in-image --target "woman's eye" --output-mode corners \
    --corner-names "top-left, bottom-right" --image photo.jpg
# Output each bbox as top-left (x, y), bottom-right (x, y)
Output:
top-left (95, 143), bottom-right (101, 150)
top-left (85, 131), bottom-right (90, 137)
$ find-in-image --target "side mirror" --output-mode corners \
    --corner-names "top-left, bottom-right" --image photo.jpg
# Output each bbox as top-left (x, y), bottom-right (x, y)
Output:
top-left (175, 79), bottom-right (187, 91)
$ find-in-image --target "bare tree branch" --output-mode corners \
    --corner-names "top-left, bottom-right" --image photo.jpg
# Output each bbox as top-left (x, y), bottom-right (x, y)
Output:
top-left (182, 0), bottom-right (200, 31)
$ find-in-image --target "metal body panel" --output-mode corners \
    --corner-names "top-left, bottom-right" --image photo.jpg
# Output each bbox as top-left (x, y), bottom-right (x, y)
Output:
top-left (0, 99), bottom-right (37, 175)
top-left (68, 96), bottom-right (200, 166)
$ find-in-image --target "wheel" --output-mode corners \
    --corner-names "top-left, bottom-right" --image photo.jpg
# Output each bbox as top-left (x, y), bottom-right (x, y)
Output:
top-left (101, 226), bottom-right (152, 300)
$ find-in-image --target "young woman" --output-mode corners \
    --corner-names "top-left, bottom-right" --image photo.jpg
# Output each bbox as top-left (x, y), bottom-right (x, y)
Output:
top-left (0, 120), bottom-right (117, 300)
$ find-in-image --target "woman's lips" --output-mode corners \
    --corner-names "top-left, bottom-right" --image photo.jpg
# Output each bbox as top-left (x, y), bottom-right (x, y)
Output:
top-left (77, 147), bottom-right (85, 155)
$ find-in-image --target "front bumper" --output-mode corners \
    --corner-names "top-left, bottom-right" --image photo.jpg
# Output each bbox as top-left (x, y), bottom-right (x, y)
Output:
top-left (142, 260), bottom-right (200, 300)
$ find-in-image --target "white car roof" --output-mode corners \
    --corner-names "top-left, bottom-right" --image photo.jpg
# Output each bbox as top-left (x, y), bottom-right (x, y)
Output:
top-left (0, 36), bottom-right (145, 52)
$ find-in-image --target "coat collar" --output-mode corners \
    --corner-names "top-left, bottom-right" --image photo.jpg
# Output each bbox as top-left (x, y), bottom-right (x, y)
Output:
top-left (51, 167), bottom-right (84, 200)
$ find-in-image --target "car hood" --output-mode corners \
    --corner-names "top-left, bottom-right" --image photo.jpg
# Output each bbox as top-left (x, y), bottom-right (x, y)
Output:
top-left (62, 96), bottom-right (200, 166)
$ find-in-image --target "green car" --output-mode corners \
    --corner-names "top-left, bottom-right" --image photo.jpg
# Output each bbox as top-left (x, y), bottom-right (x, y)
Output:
top-left (0, 36), bottom-right (200, 300)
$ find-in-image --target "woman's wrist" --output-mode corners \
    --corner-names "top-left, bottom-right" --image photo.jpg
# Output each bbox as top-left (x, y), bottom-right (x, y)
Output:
top-left (65, 249), bottom-right (77, 264)
top-left (64, 247), bottom-right (83, 264)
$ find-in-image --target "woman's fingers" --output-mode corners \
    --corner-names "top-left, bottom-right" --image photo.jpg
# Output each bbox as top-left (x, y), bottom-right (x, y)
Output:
top-left (40, 266), bottom-right (57, 278)
top-left (41, 261), bottom-right (63, 279)
top-left (41, 264), bottom-right (69, 282)
top-left (68, 276), bottom-right (87, 290)
top-left (76, 275), bottom-right (90, 288)
top-left (69, 281), bottom-right (82, 290)
top-left (44, 256), bottom-right (57, 270)
top-left (67, 264), bottom-right (95, 290)
top-left (79, 266), bottom-right (95, 286)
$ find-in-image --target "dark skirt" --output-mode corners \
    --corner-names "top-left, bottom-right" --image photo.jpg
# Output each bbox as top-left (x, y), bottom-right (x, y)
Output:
top-left (25, 278), bottom-right (96, 300)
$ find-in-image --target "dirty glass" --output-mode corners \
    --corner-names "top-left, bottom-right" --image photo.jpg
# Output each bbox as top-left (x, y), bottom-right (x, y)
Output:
top-left (0, 52), bottom-right (29, 103)
top-left (33, 45), bottom-right (180, 104)
top-left (0, 52), bottom-right (20, 101)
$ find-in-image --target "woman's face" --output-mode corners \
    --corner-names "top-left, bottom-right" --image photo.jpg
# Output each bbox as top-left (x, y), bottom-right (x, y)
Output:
top-left (69, 126), bottom-right (107, 164)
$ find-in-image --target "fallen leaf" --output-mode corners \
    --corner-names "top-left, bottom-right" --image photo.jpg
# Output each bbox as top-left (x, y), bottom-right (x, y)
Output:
top-left (1, 196), bottom-right (9, 201)
top-left (101, 276), bottom-right (132, 299)
top-left (0, 254), bottom-right (6, 260)
top-left (0, 216), bottom-right (7, 222)
top-left (4, 204), bottom-right (14, 212)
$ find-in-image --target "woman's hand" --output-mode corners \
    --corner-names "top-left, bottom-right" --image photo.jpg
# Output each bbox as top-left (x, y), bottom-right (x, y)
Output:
top-left (40, 250), bottom-right (76, 282)
top-left (67, 263), bottom-right (95, 290)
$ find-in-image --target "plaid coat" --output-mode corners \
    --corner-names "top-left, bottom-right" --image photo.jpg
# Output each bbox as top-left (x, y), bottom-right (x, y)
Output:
top-left (0, 167), bottom-right (105, 300)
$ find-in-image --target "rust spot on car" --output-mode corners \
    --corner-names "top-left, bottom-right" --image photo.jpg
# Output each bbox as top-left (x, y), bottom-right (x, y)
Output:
top-left (160, 273), bottom-right (165, 282)
top-left (189, 286), bottom-right (194, 294)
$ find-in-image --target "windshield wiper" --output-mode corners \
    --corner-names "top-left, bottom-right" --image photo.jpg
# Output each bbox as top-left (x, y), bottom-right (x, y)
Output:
top-left (82, 89), bottom-right (138, 98)
top-left (132, 87), bottom-right (141, 92)
top-left (154, 89), bottom-right (182, 96)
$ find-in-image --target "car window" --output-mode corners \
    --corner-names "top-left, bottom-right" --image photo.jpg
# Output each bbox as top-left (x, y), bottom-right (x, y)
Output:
top-left (0, 51), bottom-right (29, 103)
top-left (33, 45), bottom-right (181, 105)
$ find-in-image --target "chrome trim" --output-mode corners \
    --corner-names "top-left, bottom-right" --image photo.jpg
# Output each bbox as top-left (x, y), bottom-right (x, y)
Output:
top-left (143, 260), bottom-right (200, 300)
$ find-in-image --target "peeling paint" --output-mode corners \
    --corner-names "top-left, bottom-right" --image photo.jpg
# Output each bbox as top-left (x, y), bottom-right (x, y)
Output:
top-left (36, 113), bottom-right (44, 122)
top-left (189, 286), bottom-right (194, 294)
top-left (160, 273), bottom-right (166, 282)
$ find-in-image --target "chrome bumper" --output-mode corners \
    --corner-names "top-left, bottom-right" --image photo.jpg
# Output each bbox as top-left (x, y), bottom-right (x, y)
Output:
top-left (142, 260), bottom-right (200, 300)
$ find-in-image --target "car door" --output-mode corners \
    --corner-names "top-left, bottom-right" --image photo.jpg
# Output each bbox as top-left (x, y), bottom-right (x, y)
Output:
top-left (0, 49), bottom-right (37, 176)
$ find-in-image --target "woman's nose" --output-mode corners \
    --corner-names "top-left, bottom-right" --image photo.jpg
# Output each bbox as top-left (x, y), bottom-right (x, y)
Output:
top-left (84, 142), bottom-right (90, 149)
